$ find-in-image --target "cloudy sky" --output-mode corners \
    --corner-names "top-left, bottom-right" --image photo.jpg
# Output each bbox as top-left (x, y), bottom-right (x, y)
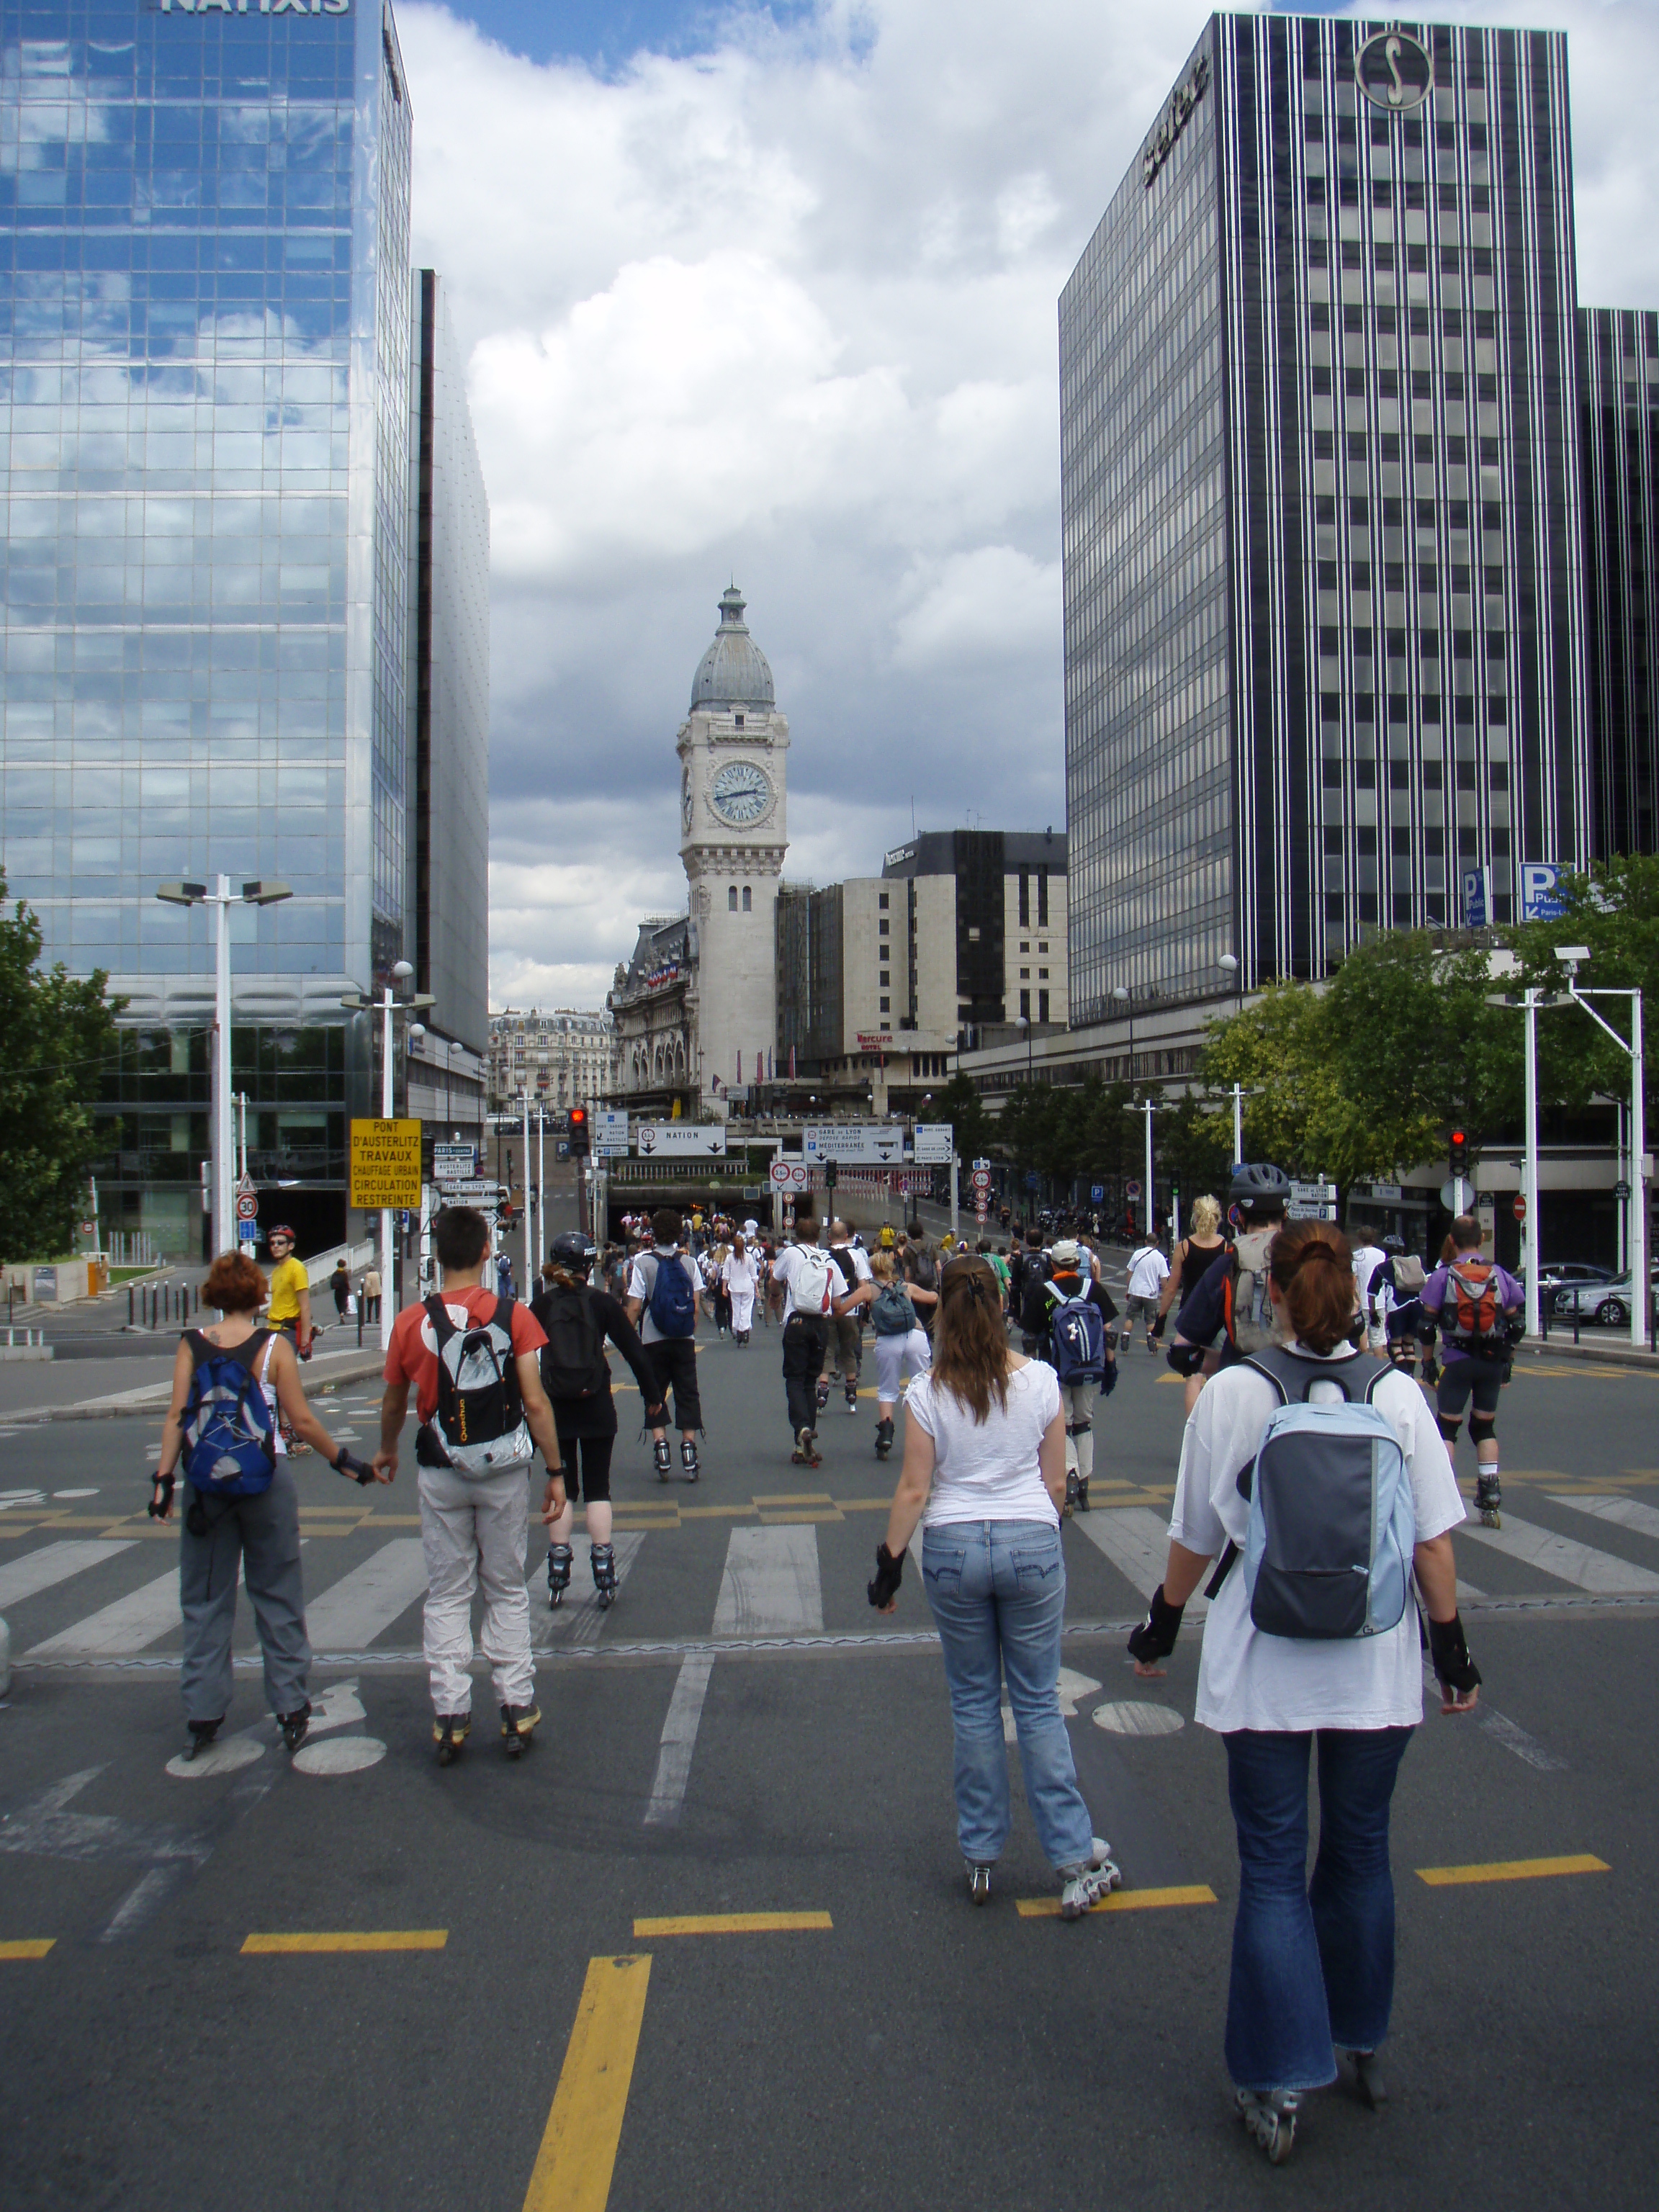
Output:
top-left (395, 0), bottom-right (1659, 1013)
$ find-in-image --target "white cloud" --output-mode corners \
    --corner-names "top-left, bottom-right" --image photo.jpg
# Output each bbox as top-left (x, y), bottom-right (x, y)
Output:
top-left (395, 0), bottom-right (1659, 1010)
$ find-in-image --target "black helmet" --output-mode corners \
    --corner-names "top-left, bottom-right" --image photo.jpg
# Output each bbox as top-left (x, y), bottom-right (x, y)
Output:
top-left (549, 1231), bottom-right (597, 1273)
top-left (1228, 1163), bottom-right (1292, 1211)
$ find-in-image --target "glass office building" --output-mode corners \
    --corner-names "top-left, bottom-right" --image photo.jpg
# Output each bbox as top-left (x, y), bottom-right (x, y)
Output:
top-left (1061, 12), bottom-right (1589, 1025)
top-left (1580, 307), bottom-right (1659, 860)
top-left (0, 1), bottom-right (441, 1252)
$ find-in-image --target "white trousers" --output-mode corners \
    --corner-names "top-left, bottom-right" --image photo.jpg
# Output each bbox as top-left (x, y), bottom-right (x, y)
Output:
top-left (874, 1328), bottom-right (932, 1403)
top-left (417, 1460), bottom-right (534, 1715)
top-left (729, 1287), bottom-right (755, 1334)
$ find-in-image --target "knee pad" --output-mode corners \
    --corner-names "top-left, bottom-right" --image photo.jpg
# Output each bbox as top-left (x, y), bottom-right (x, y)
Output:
top-left (1065, 1418), bottom-right (1092, 1439)
top-left (1436, 1412), bottom-right (1462, 1444)
top-left (1469, 1413), bottom-right (1497, 1445)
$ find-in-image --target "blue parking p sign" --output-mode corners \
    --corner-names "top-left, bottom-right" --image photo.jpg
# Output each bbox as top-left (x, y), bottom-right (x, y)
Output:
top-left (1091, 1184), bottom-right (1105, 1202)
top-left (1520, 860), bottom-right (1567, 921)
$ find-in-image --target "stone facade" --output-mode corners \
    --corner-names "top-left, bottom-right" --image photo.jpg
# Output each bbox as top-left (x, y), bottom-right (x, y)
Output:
top-left (488, 1007), bottom-right (616, 1112)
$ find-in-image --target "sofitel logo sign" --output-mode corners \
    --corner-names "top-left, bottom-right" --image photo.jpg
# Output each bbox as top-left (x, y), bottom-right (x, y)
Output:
top-left (160, 1), bottom-right (351, 14)
top-left (1356, 30), bottom-right (1434, 114)
top-left (1142, 51), bottom-right (1210, 188)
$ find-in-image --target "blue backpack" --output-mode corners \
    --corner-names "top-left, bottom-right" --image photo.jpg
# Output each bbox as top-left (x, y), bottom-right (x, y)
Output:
top-left (646, 1250), bottom-right (697, 1338)
top-left (1046, 1286), bottom-right (1106, 1383)
top-left (1216, 1346), bottom-right (1416, 1640)
top-left (180, 1331), bottom-right (278, 1497)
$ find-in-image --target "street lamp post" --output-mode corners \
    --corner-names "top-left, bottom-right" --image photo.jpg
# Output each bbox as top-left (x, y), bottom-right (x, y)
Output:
top-left (341, 963), bottom-right (434, 1351)
top-left (1110, 984), bottom-right (1133, 1083)
top-left (1557, 947), bottom-right (1646, 1353)
top-left (157, 875), bottom-right (291, 1259)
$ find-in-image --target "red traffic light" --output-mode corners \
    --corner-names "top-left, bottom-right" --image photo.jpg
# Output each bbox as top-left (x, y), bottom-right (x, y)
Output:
top-left (568, 1105), bottom-right (590, 1159)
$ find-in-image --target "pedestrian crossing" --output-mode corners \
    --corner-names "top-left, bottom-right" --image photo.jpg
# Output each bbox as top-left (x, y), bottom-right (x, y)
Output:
top-left (7, 1491), bottom-right (1659, 1663)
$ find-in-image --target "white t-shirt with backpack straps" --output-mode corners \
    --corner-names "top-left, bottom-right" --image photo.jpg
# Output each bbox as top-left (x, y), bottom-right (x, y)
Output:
top-left (1167, 1342), bottom-right (1465, 1733)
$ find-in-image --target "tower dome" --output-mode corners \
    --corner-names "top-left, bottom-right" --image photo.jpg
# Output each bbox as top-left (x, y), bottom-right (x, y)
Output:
top-left (689, 585), bottom-right (775, 713)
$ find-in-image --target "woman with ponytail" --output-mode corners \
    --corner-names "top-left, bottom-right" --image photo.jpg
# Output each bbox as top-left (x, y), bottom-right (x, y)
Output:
top-left (1128, 1220), bottom-right (1478, 2164)
top-left (866, 1254), bottom-right (1118, 1917)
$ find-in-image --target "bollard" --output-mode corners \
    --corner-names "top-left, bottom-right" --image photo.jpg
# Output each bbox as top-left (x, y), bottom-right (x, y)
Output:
top-left (128, 1285), bottom-right (135, 1326)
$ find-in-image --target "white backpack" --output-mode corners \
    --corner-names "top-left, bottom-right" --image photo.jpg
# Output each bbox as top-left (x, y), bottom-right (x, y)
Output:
top-left (789, 1246), bottom-right (835, 1316)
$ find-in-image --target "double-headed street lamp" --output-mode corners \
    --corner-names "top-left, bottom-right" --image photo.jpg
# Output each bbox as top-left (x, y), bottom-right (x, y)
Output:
top-left (342, 961), bottom-right (435, 1351)
top-left (157, 875), bottom-right (291, 1261)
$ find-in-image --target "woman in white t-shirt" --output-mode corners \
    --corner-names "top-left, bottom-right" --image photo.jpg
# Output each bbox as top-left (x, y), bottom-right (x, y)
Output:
top-left (721, 1235), bottom-right (758, 1345)
top-left (1128, 1220), bottom-right (1481, 2164)
top-left (868, 1254), bottom-right (1118, 1917)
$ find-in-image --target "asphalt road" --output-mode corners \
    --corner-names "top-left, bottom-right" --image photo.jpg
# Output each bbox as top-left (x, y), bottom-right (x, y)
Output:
top-left (2, 1324), bottom-right (1657, 2211)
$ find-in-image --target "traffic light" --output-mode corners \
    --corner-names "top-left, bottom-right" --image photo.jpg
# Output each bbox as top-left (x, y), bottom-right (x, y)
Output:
top-left (824, 1159), bottom-right (838, 1191)
top-left (1449, 1129), bottom-right (1468, 1184)
top-left (568, 1106), bottom-right (590, 1159)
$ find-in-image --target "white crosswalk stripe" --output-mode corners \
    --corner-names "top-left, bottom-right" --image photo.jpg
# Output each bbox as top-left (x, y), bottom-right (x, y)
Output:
top-left (303, 1538), bottom-right (429, 1650)
top-left (1550, 1493), bottom-right (1659, 1543)
top-left (28, 1565), bottom-right (186, 1658)
top-left (1457, 1510), bottom-right (1659, 1594)
top-left (0, 1539), bottom-right (136, 1611)
top-left (712, 1524), bottom-right (822, 1635)
top-left (1070, 1506), bottom-right (1208, 1616)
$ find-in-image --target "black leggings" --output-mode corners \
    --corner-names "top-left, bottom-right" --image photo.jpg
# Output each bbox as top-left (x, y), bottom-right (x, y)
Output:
top-left (554, 1433), bottom-right (615, 1504)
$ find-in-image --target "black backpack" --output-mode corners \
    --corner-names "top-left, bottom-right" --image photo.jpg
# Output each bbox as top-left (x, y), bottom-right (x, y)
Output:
top-left (830, 1246), bottom-right (860, 1293)
top-left (907, 1249), bottom-right (938, 1294)
top-left (534, 1283), bottom-right (606, 1402)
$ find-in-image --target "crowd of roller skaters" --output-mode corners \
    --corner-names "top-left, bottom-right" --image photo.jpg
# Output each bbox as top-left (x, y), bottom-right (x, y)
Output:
top-left (151, 1166), bottom-right (1516, 2167)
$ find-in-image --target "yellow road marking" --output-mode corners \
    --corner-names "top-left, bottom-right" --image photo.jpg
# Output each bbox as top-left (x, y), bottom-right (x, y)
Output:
top-left (1416, 1854), bottom-right (1609, 1888)
top-left (759, 1509), bottom-right (845, 1524)
top-left (522, 1954), bottom-right (652, 2212)
top-left (753, 1493), bottom-right (834, 1506)
top-left (0, 1939), bottom-right (55, 1959)
top-left (1017, 1885), bottom-right (1218, 1917)
top-left (240, 1930), bottom-right (449, 1954)
top-left (836, 1498), bottom-right (890, 1511)
top-left (631, 1911), bottom-right (833, 1936)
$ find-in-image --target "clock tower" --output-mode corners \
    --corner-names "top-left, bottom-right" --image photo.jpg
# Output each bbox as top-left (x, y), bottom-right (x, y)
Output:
top-left (678, 586), bottom-right (789, 1115)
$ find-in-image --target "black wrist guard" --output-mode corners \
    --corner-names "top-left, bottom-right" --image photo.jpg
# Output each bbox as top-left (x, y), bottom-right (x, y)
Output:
top-left (1166, 1339), bottom-right (1207, 1378)
top-left (1099, 1358), bottom-right (1118, 1398)
top-left (148, 1473), bottom-right (175, 1520)
top-left (1428, 1611), bottom-right (1482, 1695)
top-left (1128, 1583), bottom-right (1184, 1663)
top-left (1148, 1313), bottom-right (1167, 1341)
top-left (333, 1447), bottom-right (375, 1486)
top-left (868, 1542), bottom-right (906, 1608)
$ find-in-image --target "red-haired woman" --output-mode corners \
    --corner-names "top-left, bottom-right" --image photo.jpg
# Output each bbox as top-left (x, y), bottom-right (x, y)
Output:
top-left (150, 1249), bottom-right (377, 1762)
top-left (867, 1254), bottom-right (1118, 1917)
top-left (1130, 1221), bottom-right (1479, 2163)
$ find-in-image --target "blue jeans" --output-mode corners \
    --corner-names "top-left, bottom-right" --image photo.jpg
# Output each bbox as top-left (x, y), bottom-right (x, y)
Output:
top-left (921, 1519), bottom-right (1094, 1869)
top-left (1223, 1726), bottom-right (1415, 2093)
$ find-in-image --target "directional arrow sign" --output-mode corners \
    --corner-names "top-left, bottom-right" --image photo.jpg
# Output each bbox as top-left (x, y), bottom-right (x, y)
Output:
top-left (637, 1123), bottom-right (727, 1156)
top-left (804, 1123), bottom-right (906, 1166)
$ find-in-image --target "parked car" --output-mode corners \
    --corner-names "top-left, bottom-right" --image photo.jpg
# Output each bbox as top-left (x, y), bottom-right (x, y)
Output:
top-left (1534, 1262), bottom-right (1616, 1295)
top-left (1552, 1266), bottom-right (1659, 1326)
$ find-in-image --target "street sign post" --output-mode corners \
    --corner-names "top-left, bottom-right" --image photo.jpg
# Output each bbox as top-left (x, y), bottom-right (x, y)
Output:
top-left (235, 1193), bottom-right (258, 1223)
top-left (802, 1123), bottom-right (906, 1166)
top-left (637, 1123), bottom-right (726, 1157)
top-left (349, 1118), bottom-right (422, 1211)
top-left (1090, 1184), bottom-right (1105, 1203)
top-left (1289, 1179), bottom-right (1339, 1222)
top-left (912, 1124), bottom-right (953, 1166)
top-left (1125, 1179), bottom-right (1142, 1202)
top-left (1440, 1175), bottom-right (1476, 1213)
top-left (595, 1110), bottom-right (629, 1157)
top-left (1512, 1194), bottom-right (1528, 1222)
top-left (432, 1141), bottom-right (475, 1184)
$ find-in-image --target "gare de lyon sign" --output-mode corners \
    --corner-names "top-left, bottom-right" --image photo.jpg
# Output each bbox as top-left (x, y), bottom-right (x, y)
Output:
top-left (1142, 30), bottom-right (1432, 191)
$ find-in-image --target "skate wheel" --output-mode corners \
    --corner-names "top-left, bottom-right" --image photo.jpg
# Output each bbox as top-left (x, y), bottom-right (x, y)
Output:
top-left (1480, 1508), bottom-right (1501, 1528)
top-left (1267, 2118), bottom-right (1295, 2164)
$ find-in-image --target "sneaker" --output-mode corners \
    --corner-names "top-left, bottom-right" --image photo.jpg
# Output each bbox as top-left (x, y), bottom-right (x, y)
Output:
top-left (277, 1702), bottom-right (312, 1753)
top-left (500, 1701), bottom-right (541, 1758)
top-left (652, 1435), bottom-right (673, 1482)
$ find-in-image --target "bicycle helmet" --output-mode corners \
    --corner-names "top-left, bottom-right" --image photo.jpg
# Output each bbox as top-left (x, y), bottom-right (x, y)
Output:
top-left (549, 1231), bottom-right (597, 1274)
top-left (1226, 1163), bottom-right (1292, 1211)
top-left (266, 1224), bottom-right (297, 1244)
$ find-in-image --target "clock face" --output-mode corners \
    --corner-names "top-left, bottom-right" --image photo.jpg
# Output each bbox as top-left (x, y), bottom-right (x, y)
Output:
top-left (710, 760), bottom-right (772, 827)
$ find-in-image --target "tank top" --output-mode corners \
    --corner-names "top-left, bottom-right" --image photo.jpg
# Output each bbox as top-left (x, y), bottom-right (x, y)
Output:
top-left (1177, 1238), bottom-right (1230, 1304)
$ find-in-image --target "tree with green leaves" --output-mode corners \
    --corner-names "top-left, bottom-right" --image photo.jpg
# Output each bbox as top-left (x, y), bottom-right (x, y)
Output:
top-left (0, 876), bottom-right (124, 1265)
top-left (930, 1071), bottom-right (995, 1168)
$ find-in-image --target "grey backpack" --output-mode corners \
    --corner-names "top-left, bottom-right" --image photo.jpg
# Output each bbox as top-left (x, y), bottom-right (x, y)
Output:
top-left (1210, 1346), bottom-right (1416, 1640)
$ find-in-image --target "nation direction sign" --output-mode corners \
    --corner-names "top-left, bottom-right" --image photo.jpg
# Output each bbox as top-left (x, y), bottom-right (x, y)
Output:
top-left (637, 1123), bottom-right (727, 1157)
top-left (912, 1123), bottom-right (954, 1165)
top-left (349, 1118), bottom-right (422, 1210)
top-left (803, 1123), bottom-right (905, 1166)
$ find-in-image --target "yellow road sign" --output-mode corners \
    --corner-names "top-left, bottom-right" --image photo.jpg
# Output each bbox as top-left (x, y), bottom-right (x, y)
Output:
top-left (349, 1118), bottom-right (422, 1210)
